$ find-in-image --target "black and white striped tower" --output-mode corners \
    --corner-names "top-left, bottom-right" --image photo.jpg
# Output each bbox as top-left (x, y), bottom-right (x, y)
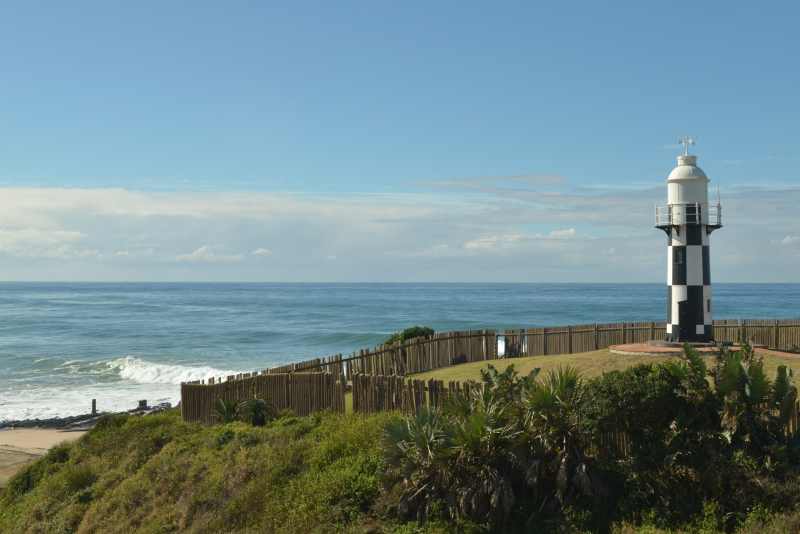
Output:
top-left (656, 137), bottom-right (722, 343)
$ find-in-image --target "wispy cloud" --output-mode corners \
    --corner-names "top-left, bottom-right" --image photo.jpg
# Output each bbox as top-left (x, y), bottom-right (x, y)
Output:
top-left (420, 174), bottom-right (565, 192)
top-left (176, 246), bottom-right (243, 264)
top-left (0, 184), bottom-right (797, 282)
top-left (463, 234), bottom-right (526, 250)
top-left (0, 227), bottom-right (98, 259)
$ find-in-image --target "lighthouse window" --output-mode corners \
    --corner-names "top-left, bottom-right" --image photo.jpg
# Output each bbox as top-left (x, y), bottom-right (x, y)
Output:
top-left (674, 248), bottom-right (685, 264)
top-left (686, 204), bottom-right (699, 224)
top-left (707, 299), bottom-right (711, 312)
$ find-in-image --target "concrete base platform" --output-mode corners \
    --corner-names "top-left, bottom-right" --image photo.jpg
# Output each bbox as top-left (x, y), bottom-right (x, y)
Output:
top-left (611, 342), bottom-right (793, 358)
top-left (610, 342), bottom-right (726, 357)
top-left (648, 340), bottom-right (717, 348)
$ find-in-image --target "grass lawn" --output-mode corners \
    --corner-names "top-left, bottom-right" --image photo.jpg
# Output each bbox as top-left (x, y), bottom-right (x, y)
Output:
top-left (409, 348), bottom-right (800, 383)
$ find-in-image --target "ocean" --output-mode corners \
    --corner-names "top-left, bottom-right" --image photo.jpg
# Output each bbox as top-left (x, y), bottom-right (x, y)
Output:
top-left (1, 282), bottom-right (798, 422)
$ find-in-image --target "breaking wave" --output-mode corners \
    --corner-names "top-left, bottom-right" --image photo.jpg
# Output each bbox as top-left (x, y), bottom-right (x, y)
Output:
top-left (106, 356), bottom-right (236, 385)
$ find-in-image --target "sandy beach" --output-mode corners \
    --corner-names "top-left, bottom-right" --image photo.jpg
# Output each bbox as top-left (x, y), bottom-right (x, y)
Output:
top-left (0, 429), bottom-right (86, 487)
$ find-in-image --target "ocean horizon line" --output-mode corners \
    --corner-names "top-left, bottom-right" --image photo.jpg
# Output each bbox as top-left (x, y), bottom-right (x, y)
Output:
top-left (1, 281), bottom-right (798, 286)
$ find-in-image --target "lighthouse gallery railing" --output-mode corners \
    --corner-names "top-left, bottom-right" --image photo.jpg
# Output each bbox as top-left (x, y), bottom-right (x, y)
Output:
top-left (655, 202), bottom-right (722, 227)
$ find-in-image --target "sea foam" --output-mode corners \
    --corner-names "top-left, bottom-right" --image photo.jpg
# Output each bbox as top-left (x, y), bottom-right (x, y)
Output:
top-left (106, 356), bottom-right (236, 385)
top-left (0, 357), bottom-right (240, 423)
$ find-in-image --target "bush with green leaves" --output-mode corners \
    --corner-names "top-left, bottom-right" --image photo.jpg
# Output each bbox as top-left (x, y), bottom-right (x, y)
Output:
top-left (713, 343), bottom-right (798, 455)
top-left (384, 326), bottom-right (435, 346)
top-left (214, 397), bottom-right (278, 426)
top-left (385, 345), bottom-right (800, 533)
top-left (384, 364), bottom-right (613, 532)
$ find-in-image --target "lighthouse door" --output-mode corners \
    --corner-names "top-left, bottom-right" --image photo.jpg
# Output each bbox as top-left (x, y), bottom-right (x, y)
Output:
top-left (677, 301), bottom-right (693, 340)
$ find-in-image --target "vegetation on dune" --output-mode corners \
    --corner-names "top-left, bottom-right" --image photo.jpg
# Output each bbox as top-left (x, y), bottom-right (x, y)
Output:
top-left (213, 397), bottom-right (278, 426)
top-left (0, 410), bottom-right (419, 534)
top-left (383, 344), bottom-right (800, 533)
top-left (6, 343), bottom-right (800, 533)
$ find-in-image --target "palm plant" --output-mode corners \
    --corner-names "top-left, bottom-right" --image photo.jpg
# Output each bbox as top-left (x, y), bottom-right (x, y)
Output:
top-left (384, 408), bottom-right (453, 521)
top-left (213, 398), bottom-right (240, 423)
top-left (773, 365), bottom-right (798, 427)
top-left (524, 366), bottom-right (585, 451)
top-left (714, 344), bottom-right (770, 443)
top-left (522, 366), bottom-right (607, 521)
top-left (447, 389), bottom-right (524, 524)
top-left (385, 365), bottom-right (613, 530)
top-left (239, 398), bottom-right (277, 426)
top-left (479, 364), bottom-right (540, 408)
top-left (385, 376), bottom-right (528, 527)
top-left (712, 343), bottom-right (799, 453)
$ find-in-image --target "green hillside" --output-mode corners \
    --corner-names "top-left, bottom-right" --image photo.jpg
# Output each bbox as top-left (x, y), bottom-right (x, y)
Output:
top-left (0, 411), bottom-right (425, 534)
top-left (6, 346), bottom-right (800, 533)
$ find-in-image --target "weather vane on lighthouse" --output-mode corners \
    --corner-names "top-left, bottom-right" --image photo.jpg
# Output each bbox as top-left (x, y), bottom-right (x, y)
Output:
top-left (678, 136), bottom-right (695, 156)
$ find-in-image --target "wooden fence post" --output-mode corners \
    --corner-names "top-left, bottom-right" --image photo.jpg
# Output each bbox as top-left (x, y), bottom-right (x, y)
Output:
top-left (622, 323), bottom-right (627, 344)
top-left (650, 321), bottom-right (655, 340)
top-left (567, 325), bottom-right (573, 354)
top-left (774, 319), bottom-right (780, 349)
top-left (594, 324), bottom-right (599, 350)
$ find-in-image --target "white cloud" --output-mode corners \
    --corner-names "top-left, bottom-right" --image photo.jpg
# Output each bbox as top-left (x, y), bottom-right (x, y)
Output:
top-left (548, 228), bottom-right (576, 239)
top-left (0, 228), bottom-right (98, 259)
top-left (463, 229), bottom-right (576, 251)
top-left (176, 246), bottom-right (243, 264)
top-left (0, 183), bottom-right (796, 282)
top-left (463, 234), bottom-right (525, 250)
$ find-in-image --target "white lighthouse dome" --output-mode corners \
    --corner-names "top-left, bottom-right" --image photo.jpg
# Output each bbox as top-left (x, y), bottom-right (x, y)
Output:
top-left (667, 154), bottom-right (709, 205)
top-left (667, 155), bottom-right (708, 182)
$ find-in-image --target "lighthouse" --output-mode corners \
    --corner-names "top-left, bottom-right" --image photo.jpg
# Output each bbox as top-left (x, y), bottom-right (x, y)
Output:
top-left (656, 137), bottom-right (722, 343)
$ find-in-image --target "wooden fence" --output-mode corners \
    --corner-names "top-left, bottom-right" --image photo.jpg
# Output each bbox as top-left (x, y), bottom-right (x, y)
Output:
top-left (713, 319), bottom-right (800, 349)
top-left (265, 330), bottom-right (498, 381)
top-left (351, 374), bottom-right (482, 415)
top-left (180, 318), bottom-right (800, 424)
top-left (501, 321), bottom-right (668, 357)
top-left (181, 372), bottom-right (345, 424)
top-left (181, 369), bottom-right (800, 456)
top-left (256, 319), bottom-right (799, 380)
top-left (351, 374), bottom-right (800, 454)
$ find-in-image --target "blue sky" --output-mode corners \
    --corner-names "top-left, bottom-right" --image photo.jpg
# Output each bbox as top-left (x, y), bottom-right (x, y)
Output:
top-left (0, 2), bottom-right (798, 282)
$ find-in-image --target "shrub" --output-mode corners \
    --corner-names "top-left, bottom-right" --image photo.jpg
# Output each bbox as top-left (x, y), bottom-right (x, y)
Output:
top-left (385, 326), bottom-right (435, 346)
top-left (61, 464), bottom-right (97, 495)
top-left (238, 399), bottom-right (278, 427)
top-left (384, 364), bottom-right (611, 532)
top-left (213, 398), bottom-right (240, 423)
top-left (385, 344), bottom-right (800, 533)
top-left (5, 442), bottom-right (71, 498)
top-left (713, 343), bottom-right (798, 457)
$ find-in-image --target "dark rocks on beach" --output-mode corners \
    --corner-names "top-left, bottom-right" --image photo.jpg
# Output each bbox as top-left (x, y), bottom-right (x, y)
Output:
top-left (0, 401), bottom-right (173, 431)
